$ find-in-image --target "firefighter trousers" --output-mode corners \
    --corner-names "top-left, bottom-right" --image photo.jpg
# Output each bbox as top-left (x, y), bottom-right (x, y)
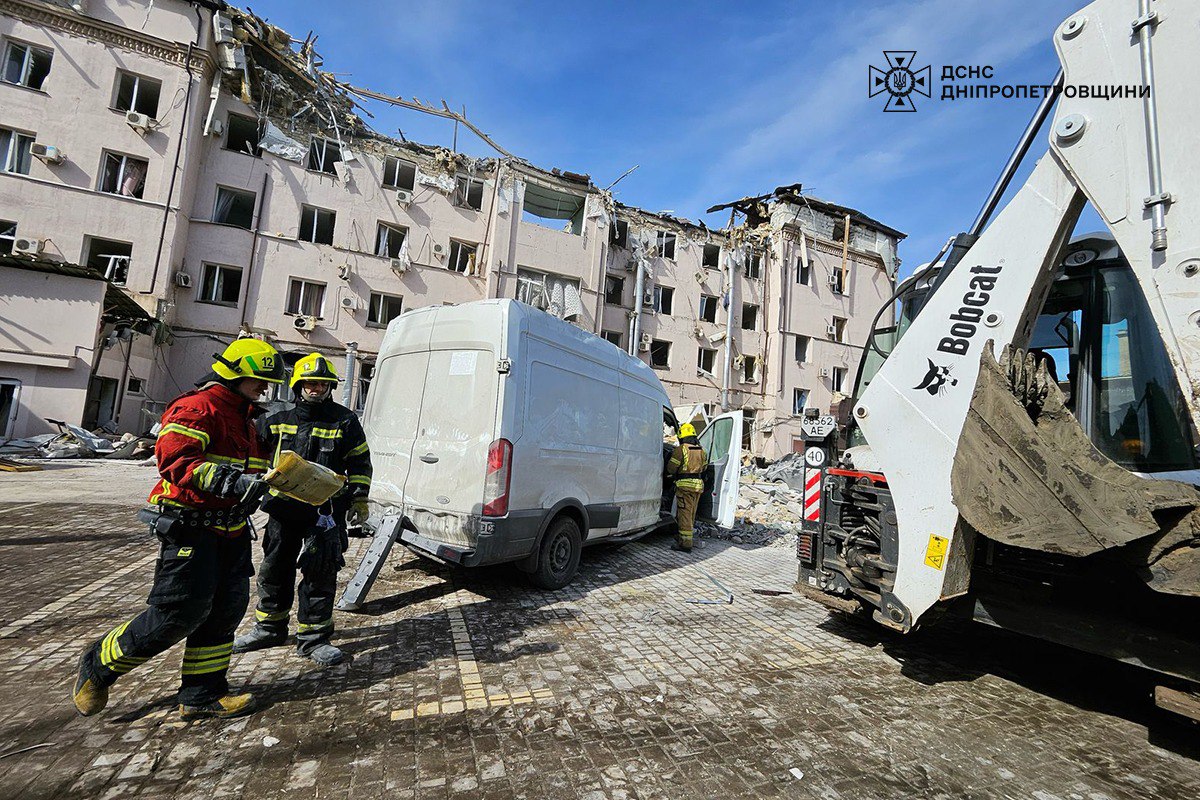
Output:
top-left (675, 488), bottom-right (701, 548)
top-left (251, 516), bottom-right (339, 654)
top-left (82, 527), bottom-right (252, 706)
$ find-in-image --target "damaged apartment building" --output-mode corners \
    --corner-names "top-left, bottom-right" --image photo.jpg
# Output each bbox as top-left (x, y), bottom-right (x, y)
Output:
top-left (0, 0), bottom-right (903, 460)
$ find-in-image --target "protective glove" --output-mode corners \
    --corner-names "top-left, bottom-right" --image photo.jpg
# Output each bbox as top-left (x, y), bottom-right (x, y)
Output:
top-left (347, 497), bottom-right (370, 527)
top-left (297, 527), bottom-right (343, 575)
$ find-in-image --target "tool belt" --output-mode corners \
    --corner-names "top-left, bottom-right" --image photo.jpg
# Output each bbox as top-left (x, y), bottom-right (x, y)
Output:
top-left (137, 502), bottom-right (254, 535)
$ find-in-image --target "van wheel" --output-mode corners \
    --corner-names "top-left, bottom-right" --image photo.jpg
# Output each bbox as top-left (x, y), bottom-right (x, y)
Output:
top-left (530, 516), bottom-right (582, 590)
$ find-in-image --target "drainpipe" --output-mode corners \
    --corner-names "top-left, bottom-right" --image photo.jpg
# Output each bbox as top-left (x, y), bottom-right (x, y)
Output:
top-left (238, 170), bottom-right (272, 329)
top-left (341, 341), bottom-right (358, 408)
top-left (628, 251), bottom-right (646, 356)
top-left (720, 246), bottom-right (736, 411)
top-left (111, 331), bottom-right (136, 429)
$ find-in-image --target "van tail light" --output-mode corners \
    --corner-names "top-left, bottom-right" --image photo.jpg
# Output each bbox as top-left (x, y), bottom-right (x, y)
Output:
top-left (482, 438), bottom-right (512, 517)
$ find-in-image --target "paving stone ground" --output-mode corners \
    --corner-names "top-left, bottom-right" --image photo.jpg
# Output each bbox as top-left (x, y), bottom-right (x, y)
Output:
top-left (1, 461), bottom-right (1198, 800)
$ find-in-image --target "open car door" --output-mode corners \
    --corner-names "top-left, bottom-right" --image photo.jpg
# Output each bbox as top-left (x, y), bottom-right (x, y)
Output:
top-left (696, 410), bottom-right (742, 528)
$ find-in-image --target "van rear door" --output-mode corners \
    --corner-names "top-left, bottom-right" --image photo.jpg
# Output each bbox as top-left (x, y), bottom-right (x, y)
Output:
top-left (696, 411), bottom-right (743, 528)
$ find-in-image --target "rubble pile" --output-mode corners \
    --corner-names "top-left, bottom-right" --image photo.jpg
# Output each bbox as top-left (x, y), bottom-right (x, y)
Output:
top-left (696, 471), bottom-right (809, 549)
top-left (0, 426), bottom-right (156, 462)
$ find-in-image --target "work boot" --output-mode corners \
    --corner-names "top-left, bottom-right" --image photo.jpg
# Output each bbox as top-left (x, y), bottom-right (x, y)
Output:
top-left (71, 651), bottom-right (108, 717)
top-left (305, 643), bottom-right (346, 667)
top-left (179, 692), bottom-right (257, 721)
top-left (232, 626), bottom-right (286, 653)
top-left (670, 541), bottom-right (693, 553)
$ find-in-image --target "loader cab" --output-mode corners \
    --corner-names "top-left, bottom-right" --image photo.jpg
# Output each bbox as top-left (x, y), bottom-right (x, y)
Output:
top-left (1031, 233), bottom-right (1197, 473)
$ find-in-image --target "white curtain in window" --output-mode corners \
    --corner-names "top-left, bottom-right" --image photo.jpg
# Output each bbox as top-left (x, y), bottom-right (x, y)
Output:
top-left (214, 189), bottom-right (236, 223)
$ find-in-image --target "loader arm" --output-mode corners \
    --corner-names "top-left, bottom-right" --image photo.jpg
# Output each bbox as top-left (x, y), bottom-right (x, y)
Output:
top-left (855, 0), bottom-right (1200, 629)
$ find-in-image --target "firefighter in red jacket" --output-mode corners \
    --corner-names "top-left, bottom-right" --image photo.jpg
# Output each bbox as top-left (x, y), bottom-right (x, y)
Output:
top-left (71, 339), bottom-right (282, 721)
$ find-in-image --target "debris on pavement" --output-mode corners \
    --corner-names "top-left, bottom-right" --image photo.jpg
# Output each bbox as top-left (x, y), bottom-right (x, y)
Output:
top-left (685, 568), bottom-right (735, 605)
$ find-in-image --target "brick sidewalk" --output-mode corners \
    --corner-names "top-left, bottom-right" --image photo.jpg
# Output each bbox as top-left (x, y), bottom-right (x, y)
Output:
top-left (0, 464), bottom-right (1198, 799)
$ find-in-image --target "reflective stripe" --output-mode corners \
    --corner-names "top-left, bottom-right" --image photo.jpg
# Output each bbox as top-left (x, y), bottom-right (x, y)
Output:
top-left (346, 441), bottom-right (370, 457)
top-left (255, 609), bottom-right (289, 623)
top-left (186, 642), bottom-right (234, 657)
top-left (159, 423), bottom-right (211, 448)
top-left (297, 619), bottom-right (333, 633)
top-left (191, 462), bottom-right (218, 490)
top-left (182, 643), bottom-right (232, 675)
top-left (347, 475), bottom-right (371, 487)
top-left (248, 457), bottom-right (271, 470)
top-left (310, 427), bottom-right (343, 439)
top-left (100, 621), bottom-right (149, 674)
top-left (204, 454), bottom-right (245, 465)
top-left (269, 423), bottom-right (298, 435)
top-left (675, 479), bottom-right (704, 491)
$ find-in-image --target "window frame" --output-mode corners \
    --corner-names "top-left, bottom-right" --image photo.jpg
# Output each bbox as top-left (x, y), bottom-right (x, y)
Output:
top-left (744, 252), bottom-right (762, 280)
top-left (0, 219), bottom-right (15, 254)
top-left (610, 219), bottom-right (629, 249)
top-left (652, 285), bottom-right (674, 315)
top-left (0, 127), bottom-right (34, 175)
top-left (697, 347), bottom-right (717, 374)
top-left (375, 221), bottom-right (408, 259)
top-left (3, 40), bottom-right (52, 91)
top-left (113, 70), bottom-right (161, 117)
top-left (307, 136), bottom-right (342, 175)
top-left (447, 239), bottom-right (478, 273)
top-left (741, 302), bottom-right (759, 331)
top-left (601, 330), bottom-right (623, 349)
top-left (98, 151), bottom-right (149, 199)
top-left (796, 257), bottom-right (811, 285)
top-left (656, 230), bottom-right (676, 260)
top-left (212, 185), bottom-right (256, 229)
top-left (831, 315), bottom-right (847, 343)
top-left (792, 387), bottom-right (809, 416)
top-left (699, 293), bottom-right (718, 323)
top-left (604, 275), bottom-right (625, 305)
top-left (223, 113), bottom-right (262, 157)
top-left (367, 292), bottom-right (404, 328)
top-left (453, 174), bottom-right (484, 211)
top-left (298, 204), bottom-right (336, 245)
top-left (83, 236), bottom-right (133, 286)
top-left (382, 156), bottom-right (417, 191)
top-left (742, 356), bottom-right (759, 384)
top-left (831, 366), bottom-right (848, 393)
top-left (649, 339), bottom-right (671, 369)
top-left (285, 278), bottom-right (327, 318)
top-left (198, 262), bottom-right (243, 307)
top-left (702, 243), bottom-right (721, 269)
top-left (794, 334), bottom-right (810, 363)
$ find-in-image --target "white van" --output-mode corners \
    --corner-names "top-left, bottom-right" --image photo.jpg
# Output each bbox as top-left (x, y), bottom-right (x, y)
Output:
top-left (338, 299), bottom-right (742, 607)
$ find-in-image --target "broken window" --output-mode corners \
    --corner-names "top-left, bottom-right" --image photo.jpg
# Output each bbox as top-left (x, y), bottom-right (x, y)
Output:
top-left (0, 127), bottom-right (33, 175)
top-left (697, 347), bottom-right (716, 374)
top-left (831, 366), bottom-right (848, 393)
top-left (0, 379), bottom-right (18, 440)
top-left (307, 137), bottom-right (342, 175)
top-left (0, 219), bottom-right (14, 254)
top-left (454, 174), bottom-right (484, 211)
top-left (355, 362), bottom-right (374, 413)
top-left (84, 237), bottom-right (132, 285)
top-left (602, 330), bottom-right (623, 349)
top-left (742, 356), bottom-right (759, 384)
top-left (113, 71), bottom-right (160, 117)
top-left (367, 292), bottom-right (403, 328)
top-left (699, 294), bottom-right (718, 323)
top-left (829, 268), bottom-right (845, 294)
top-left (702, 243), bottom-right (720, 269)
top-left (3, 40), bottom-right (51, 90)
top-left (99, 152), bottom-right (148, 199)
top-left (199, 263), bottom-right (242, 306)
top-left (649, 339), bottom-right (670, 369)
top-left (516, 268), bottom-right (582, 319)
top-left (299, 205), bottom-right (335, 245)
top-left (224, 113), bottom-right (261, 156)
top-left (793, 388), bottom-right (809, 416)
top-left (286, 278), bottom-right (326, 317)
top-left (744, 253), bottom-right (762, 280)
top-left (212, 186), bottom-right (255, 229)
top-left (652, 286), bottom-right (674, 315)
top-left (447, 239), bottom-right (478, 273)
top-left (830, 315), bottom-right (847, 343)
top-left (521, 181), bottom-right (584, 235)
top-left (656, 230), bottom-right (676, 260)
top-left (796, 258), bottom-right (811, 285)
top-left (383, 156), bottom-right (416, 190)
top-left (605, 275), bottom-right (624, 305)
top-left (742, 303), bottom-right (759, 331)
top-left (376, 222), bottom-right (407, 258)
top-left (794, 334), bottom-right (810, 363)
top-left (610, 219), bottom-right (629, 249)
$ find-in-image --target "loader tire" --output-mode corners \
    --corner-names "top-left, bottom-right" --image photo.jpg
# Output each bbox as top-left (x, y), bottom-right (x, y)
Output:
top-left (530, 515), bottom-right (582, 590)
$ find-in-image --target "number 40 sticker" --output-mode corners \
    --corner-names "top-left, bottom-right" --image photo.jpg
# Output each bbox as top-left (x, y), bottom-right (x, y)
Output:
top-left (924, 535), bottom-right (949, 570)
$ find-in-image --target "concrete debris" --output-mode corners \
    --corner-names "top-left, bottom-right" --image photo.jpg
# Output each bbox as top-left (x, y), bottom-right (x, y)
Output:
top-left (694, 470), bottom-right (811, 550)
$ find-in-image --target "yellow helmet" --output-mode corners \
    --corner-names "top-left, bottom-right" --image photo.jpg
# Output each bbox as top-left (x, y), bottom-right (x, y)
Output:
top-left (290, 352), bottom-right (339, 389)
top-left (211, 339), bottom-right (284, 383)
top-left (679, 422), bottom-right (697, 439)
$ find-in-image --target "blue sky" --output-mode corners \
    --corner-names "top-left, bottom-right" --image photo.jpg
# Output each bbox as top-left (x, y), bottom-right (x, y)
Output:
top-left (247, 0), bottom-right (1086, 277)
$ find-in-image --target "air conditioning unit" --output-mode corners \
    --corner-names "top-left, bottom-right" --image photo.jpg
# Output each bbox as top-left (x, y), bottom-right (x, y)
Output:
top-left (826, 323), bottom-right (838, 337)
top-left (125, 111), bottom-right (155, 134)
top-left (642, 287), bottom-right (655, 306)
top-left (340, 296), bottom-right (359, 310)
top-left (733, 355), bottom-right (746, 368)
top-left (819, 367), bottom-right (831, 378)
top-left (30, 143), bottom-right (65, 164)
top-left (390, 258), bottom-right (407, 274)
top-left (217, 44), bottom-right (246, 72)
top-left (213, 13), bottom-right (236, 45)
top-left (694, 271), bottom-right (706, 284)
top-left (432, 242), bottom-right (446, 258)
top-left (208, 118), bottom-right (225, 137)
top-left (395, 189), bottom-right (413, 207)
top-left (13, 237), bottom-right (44, 256)
top-left (692, 325), bottom-right (704, 339)
top-left (173, 271), bottom-right (192, 288)
top-left (638, 332), bottom-right (652, 352)
top-left (624, 259), bottom-right (637, 272)
top-left (293, 315), bottom-right (317, 332)
top-left (336, 264), bottom-right (351, 280)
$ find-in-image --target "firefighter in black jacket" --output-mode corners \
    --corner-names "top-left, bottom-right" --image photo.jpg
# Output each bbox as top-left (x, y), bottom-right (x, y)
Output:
top-left (233, 353), bottom-right (372, 666)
